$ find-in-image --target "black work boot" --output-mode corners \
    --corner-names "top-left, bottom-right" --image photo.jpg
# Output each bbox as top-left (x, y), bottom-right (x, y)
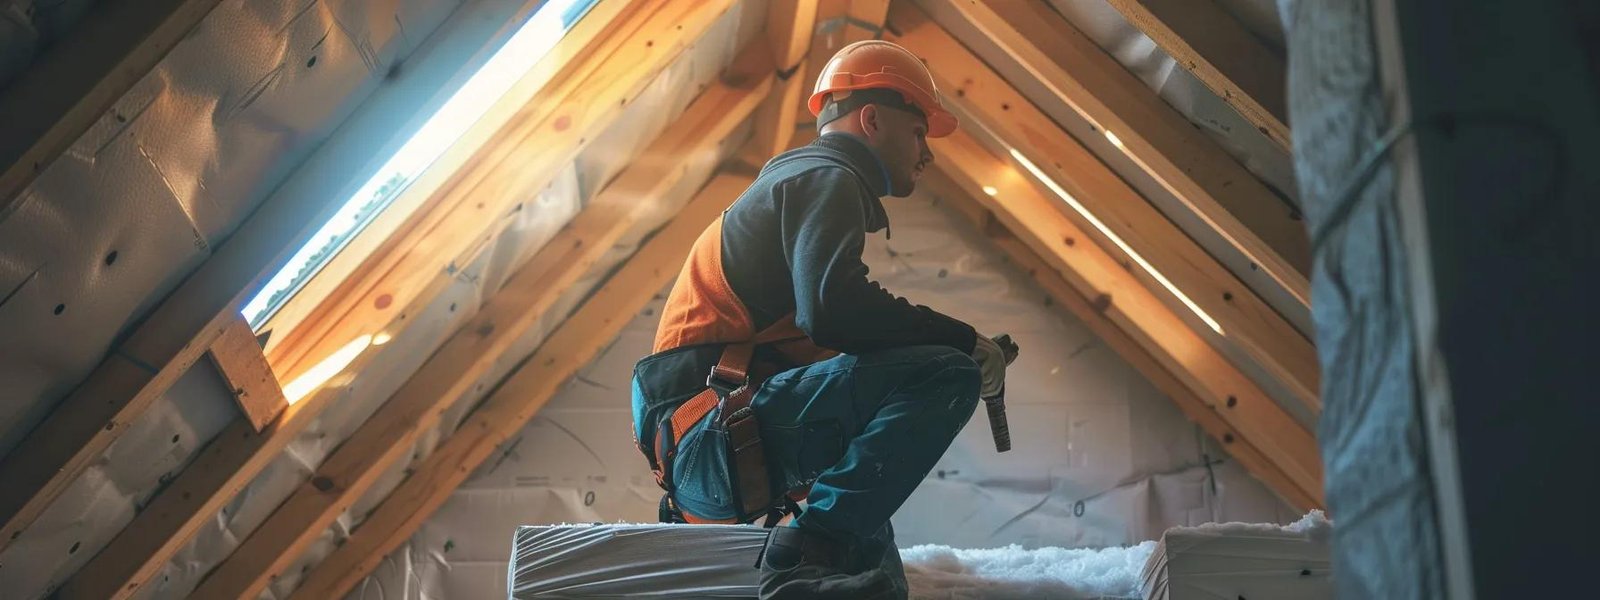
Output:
top-left (757, 525), bottom-right (904, 600)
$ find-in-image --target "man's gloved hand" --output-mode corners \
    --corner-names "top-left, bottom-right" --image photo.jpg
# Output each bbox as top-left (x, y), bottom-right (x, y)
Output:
top-left (971, 335), bottom-right (1008, 398)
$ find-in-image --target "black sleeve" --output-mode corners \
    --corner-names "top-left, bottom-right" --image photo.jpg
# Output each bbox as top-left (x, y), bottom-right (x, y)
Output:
top-left (779, 169), bottom-right (978, 355)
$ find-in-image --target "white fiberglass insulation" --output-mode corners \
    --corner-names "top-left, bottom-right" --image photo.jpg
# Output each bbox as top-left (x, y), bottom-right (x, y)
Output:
top-left (344, 176), bottom-right (1297, 598)
top-left (902, 543), bottom-right (1157, 599)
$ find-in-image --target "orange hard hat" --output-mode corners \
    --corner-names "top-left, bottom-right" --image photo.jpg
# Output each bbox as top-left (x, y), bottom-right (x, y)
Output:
top-left (808, 40), bottom-right (958, 137)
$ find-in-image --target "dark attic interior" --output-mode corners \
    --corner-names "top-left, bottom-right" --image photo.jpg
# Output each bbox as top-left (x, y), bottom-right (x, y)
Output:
top-left (0, 0), bottom-right (1593, 598)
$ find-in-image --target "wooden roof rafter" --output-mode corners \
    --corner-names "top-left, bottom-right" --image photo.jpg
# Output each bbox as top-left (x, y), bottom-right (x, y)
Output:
top-left (790, 0), bottom-right (892, 130)
top-left (185, 29), bottom-right (775, 600)
top-left (51, 0), bottom-right (695, 596)
top-left (887, 2), bottom-right (1322, 416)
top-left (931, 0), bottom-right (1311, 310)
top-left (1102, 0), bottom-right (1292, 153)
top-left (749, 0), bottom-right (821, 159)
top-left (926, 130), bottom-right (1322, 509)
top-left (289, 169), bottom-right (760, 599)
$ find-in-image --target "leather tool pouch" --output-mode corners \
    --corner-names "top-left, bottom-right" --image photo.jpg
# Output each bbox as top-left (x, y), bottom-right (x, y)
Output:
top-left (708, 365), bottom-right (777, 523)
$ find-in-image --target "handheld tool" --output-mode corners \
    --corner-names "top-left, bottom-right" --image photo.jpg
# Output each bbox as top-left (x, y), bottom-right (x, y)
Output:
top-left (984, 334), bottom-right (1020, 452)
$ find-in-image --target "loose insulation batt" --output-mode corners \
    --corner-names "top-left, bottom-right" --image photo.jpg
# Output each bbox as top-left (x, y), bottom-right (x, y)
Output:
top-left (1140, 510), bottom-right (1332, 599)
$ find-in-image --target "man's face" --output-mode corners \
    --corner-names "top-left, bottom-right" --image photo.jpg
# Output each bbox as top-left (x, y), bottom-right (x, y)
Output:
top-left (863, 104), bottom-right (934, 197)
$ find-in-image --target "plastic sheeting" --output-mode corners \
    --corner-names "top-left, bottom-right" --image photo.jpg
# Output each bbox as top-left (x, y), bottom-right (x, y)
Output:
top-left (345, 172), bottom-right (1297, 597)
top-left (0, 1), bottom-right (474, 597)
top-left (0, 0), bottom-right (466, 461)
top-left (0, 359), bottom-right (237, 596)
top-left (511, 524), bottom-right (768, 598)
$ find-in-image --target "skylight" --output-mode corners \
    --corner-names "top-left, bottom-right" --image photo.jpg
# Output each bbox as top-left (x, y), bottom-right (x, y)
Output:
top-left (242, 0), bottom-right (597, 328)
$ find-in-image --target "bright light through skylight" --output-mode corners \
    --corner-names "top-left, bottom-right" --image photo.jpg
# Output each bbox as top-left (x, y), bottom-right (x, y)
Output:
top-left (243, 0), bottom-right (593, 328)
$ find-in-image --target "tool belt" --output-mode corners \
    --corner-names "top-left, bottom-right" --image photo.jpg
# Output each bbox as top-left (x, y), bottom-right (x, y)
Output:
top-left (638, 333), bottom-right (807, 526)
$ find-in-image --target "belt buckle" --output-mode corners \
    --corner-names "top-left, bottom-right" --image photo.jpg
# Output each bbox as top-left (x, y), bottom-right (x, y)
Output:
top-left (706, 365), bottom-right (747, 397)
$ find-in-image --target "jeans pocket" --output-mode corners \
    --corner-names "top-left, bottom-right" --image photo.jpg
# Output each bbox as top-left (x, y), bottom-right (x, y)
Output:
top-left (671, 425), bottom-right (736, 519)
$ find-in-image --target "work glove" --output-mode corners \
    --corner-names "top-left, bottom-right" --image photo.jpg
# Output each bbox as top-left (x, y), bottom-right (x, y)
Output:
top-left (971, 335), bottom-right (1008, 399)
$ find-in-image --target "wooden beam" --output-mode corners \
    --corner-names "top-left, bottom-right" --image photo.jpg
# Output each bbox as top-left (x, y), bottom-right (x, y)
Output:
top-left (887, 3), bottom-right (1322, 414)
top-left (262, 0), bottom-right (740, 386)
top-left (206, 318), bottom-right (285, 432)
top-left (929, 128), bottom-right (1322, 508)
top-left (288, 170), bottom-right (757, 599)
top-left (186, 48), bottom-right (773, 600)
top-left (750, 0), bottom-right (819, 158)
top-left (59, 319), bottom-right (388, 600)
top-left (812, 0), bottom-right (892, 63)
top-left (936, 0), bottom-right (1311, 306)
top-left (48, 3), bottom-right (656, 598)
top-left (796, 0), bottom-right (891, 127)
top-left (0, 0), bottom-right (226, 214)
top-left (1101, 0), bottom-right (1291, 152)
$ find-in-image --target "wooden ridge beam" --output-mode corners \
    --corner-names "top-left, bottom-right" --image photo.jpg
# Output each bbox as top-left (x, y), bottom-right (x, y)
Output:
top-left (185, 45), bottom-right (773, 600)
top-left (0, 0), bottom-right (226, 213)
top-left (288, 170), bottom-right (757, 599)
top-left (887, 3), bottom-right (1322, 414)
top-left (1101, 0), bottom-right (1291, 152)
top-left (750, 0), bottom-right (820, 158)
top-left (936, 0), bottom-right (1311, 307)
top-left (929, 128), bottom-right (1322, 508)
top-left (263, 0), bottom-right (739, 385)
top-left (206, 318), bottom-right (285, 432)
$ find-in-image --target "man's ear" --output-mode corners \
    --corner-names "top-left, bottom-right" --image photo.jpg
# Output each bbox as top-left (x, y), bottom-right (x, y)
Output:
top-left (858, 104), bottom-right (880, 138)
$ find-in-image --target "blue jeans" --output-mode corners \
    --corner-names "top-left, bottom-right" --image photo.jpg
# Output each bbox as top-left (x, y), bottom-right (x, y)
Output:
top-left (670, 345), bottom-right (982, 543)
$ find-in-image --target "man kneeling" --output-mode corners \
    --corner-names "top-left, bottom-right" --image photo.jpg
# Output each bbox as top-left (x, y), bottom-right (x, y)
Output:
top-left (630, 40), bottom-right (1011, 600)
